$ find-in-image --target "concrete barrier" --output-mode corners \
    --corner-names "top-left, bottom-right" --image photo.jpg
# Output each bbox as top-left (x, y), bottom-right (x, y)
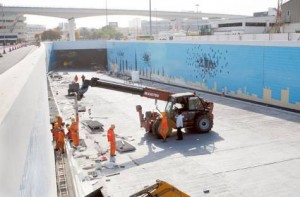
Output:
top-left (0, 45), bottom-right (56, 196)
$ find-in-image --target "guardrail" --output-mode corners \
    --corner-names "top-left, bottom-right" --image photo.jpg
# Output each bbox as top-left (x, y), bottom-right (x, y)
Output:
top-left (174, 33), bottom-right (300, 41)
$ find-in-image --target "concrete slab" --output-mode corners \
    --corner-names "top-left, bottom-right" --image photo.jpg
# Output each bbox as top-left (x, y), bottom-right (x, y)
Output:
top-left (49, 71), bottom-right (300, 197)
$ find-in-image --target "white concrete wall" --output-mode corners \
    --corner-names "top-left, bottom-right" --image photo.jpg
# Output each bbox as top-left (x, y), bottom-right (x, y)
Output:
top-left (53, 40), bottom-right (107, 50)
top-left (174, 33), bottom-right (300, 41)
top-left (0, 45), bottom-right (56, 196)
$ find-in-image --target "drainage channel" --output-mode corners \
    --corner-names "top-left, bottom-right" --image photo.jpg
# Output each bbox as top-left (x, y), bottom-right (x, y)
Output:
top-left (48, 78), bottom-right (76, 197)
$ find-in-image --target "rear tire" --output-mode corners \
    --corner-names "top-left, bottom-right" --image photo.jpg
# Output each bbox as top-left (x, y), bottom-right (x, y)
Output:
top-left (195, 115), bottom-right (213, 133)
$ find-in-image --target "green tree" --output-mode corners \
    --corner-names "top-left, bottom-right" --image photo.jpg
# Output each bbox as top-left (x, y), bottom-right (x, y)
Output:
top-left (41, 29), bottom-right (61, 41)
top-left (98, 26), bottom-right (123, 40)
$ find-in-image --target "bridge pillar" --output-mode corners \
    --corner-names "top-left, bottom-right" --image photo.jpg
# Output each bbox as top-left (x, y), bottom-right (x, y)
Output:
top-left (68, 17), bottom-right (76, 41)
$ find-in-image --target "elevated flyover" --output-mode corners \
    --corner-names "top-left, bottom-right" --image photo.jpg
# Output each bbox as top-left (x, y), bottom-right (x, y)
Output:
top-left (3, 6), bottom-right (247, 20)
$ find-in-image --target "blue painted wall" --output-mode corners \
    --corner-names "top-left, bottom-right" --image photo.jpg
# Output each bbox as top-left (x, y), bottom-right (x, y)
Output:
top-left (107, 41), bottom-right (300, 110)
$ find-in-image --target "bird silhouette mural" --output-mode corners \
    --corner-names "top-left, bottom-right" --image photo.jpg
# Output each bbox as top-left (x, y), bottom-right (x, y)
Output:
top-left (186, 45), bottom-right (229, 79)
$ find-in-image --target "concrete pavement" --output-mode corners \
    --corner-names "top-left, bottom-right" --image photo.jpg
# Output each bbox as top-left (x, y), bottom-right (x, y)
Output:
top-left (49, 71), bottom-right (300, 197)
top-left (0, 45), bottom-right (37, 74)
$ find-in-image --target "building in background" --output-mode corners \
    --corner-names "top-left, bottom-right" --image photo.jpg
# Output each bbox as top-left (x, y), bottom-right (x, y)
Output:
top-left (282, 0), bottom-right (300, 33)
top-left (26, 24), bottom-right (46, 42)
top-left (138, 8), bottom-right (276, 36)
top-left (0, 5), bottom-right (26, 44)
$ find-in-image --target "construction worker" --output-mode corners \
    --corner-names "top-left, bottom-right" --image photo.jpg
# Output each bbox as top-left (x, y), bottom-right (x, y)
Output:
top-left (81, 74), bottom-right (85, 83)
top-left (74, 75), bottom-right (78, 82)
top-left (51, 122), bottom-right (60, 142)
top-left (66, 124), bottom-right (72, 140)
top-left (107, 124), bottom-right (116, 157)
top-left (56, 114), bottom-right (63, 128)
top-left (56, 128), bottom-right (65, 154)
top-left (69, 115), bottom-right (79, 147)
top-left (175, 110), bottom-right (184, 140)
top-left (160, 112), bottom-right (168, 142)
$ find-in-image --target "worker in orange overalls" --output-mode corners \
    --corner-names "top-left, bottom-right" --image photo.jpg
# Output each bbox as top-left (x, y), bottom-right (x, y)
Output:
top-left (51, 122), bottom-right (60, 142)
top-left (74, 75), bottom-right (78, 82)
top-left (69, 115), bottom-right (79, 147)
top-left (56, 128), bottom-right (65, 154)
top-left (56, 115), bottom-right (63, 128)
top-left (107, 124), bottom-right (116, 157)
top-left (160, 112), bottom-right (168, 142)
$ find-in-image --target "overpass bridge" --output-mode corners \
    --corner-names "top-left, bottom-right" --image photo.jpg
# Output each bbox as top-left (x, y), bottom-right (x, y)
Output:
top-left (2, 6), bottom-right (248, 41)
top-left (3, 6), bottom-right (247, 20)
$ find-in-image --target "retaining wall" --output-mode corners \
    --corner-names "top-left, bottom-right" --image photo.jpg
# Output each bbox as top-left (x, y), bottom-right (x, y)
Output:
top-left (107, 40), bottom-right (300, 111)
top-left (0, 45), bottom-right (56, 196)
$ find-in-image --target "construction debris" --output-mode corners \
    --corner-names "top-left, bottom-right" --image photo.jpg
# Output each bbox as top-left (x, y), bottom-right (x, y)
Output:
top-left (116, 140), bottom-right (136, 153)
top-left (83, 120), bottom-right (104, 134)
top-left (78, 106), bottom-right (86, 112)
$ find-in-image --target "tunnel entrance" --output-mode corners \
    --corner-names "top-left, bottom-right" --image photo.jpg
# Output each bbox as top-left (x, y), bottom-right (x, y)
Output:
top-left (53, 49), bottom-right (107, 71)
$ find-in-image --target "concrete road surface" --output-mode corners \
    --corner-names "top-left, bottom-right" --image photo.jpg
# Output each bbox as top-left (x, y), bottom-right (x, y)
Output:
top-left (0, 45), bottom-right (37, 74)
top-left (50, 72), bottom-right (300, 197)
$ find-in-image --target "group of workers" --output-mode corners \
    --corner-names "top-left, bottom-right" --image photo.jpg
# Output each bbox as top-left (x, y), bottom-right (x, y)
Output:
top-left (51, 114), bottom-right (117, 157)
top-left (51, 114), bottom-right (80, 155)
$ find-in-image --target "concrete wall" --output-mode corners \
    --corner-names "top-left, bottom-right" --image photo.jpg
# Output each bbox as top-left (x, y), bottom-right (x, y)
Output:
top-left (53, 40), bottom-right (107, 50)
top-left (0, 45), bottom-right (56, 196)
top-left (175, 33), bottom-right (300, 41)
top-left (107, 40), bottom-right (300, 111)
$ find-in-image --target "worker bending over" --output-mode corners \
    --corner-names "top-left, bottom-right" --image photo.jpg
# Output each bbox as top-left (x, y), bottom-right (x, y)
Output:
top-left (107, 124), bottom-right (116, 157)
top-left (56, 127), bottom-right (66, 154)
top-left (51, 115), bottom-right (63, 141)
top-left (52, 122), bottom-right (65, 154)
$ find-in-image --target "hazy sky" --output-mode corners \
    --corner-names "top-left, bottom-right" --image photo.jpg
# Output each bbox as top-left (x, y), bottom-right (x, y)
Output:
top-left (1, 0), bottom-right (279, 29)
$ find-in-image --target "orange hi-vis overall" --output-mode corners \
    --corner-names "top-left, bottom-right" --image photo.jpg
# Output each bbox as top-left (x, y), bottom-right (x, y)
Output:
top-left (69, 117), bottom-right (79, 147)
top-left (51, 127), bottom-right (60, 141)
top-left (107, 128), bottom-right (116, 156)
top-left (160, 114), bottom-right (168, 140)
top-left (56, 129), bottom-right (65, 154)
top-left (57, 116), bottom-right (63, 128)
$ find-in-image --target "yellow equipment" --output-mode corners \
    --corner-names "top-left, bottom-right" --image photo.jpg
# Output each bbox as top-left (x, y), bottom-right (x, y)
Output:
top-left (130, 180), bottom-right (190, 197)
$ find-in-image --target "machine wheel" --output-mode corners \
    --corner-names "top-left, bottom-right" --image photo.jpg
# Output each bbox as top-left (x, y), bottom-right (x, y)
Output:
top-left (195, 115), bottom-right (213, 133)
top-left (151, 119), bottom-right (162, 139)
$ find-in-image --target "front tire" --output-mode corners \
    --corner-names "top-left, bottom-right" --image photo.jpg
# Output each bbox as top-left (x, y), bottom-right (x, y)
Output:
top-left (195, 115), bottom-right (213, 133)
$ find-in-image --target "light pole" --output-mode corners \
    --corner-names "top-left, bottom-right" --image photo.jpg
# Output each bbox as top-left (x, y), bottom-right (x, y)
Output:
top-left (149, 0), bottom-right (152, 36)
top-left (105, 0), bottom-right (108, 26)
top-left (195, 4), bottom-right (199, 32)
top-left (1, 4), bottom-right (5, 54)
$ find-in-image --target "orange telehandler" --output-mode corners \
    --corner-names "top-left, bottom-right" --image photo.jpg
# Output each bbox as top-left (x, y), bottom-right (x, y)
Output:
top-left (70, 77), bottom-right (214, 138)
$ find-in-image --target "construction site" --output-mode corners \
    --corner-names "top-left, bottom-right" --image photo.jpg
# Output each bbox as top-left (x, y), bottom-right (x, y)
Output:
top-left (1, 0), bottom-right (300, 194)
top-left (47, 68), bottom-right (300, 196)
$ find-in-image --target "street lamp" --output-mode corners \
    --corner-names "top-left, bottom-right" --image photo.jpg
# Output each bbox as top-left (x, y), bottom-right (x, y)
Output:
top-left (1, 4), bottom-right (5, 54)
top-left (149, 0), bottom-right (152, 36)
top-left (105, 0), bottom-right (108, 26)
top-left (195, 4), bottom-right (199, 32)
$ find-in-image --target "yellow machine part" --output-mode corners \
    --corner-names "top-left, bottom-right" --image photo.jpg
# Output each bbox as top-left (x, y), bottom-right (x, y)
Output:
top-left (130, 180), bottom-right (190, 197)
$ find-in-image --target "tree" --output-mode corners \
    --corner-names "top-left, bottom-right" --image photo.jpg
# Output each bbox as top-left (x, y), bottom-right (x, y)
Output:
top-left (41, 29), bottom-right (61, 41)
top-left (98, 26), bottom-right (123, 40)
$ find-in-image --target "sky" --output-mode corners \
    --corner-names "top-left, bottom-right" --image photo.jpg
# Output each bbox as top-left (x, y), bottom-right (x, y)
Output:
top-left (1, 0), bottom-right (279, 29)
